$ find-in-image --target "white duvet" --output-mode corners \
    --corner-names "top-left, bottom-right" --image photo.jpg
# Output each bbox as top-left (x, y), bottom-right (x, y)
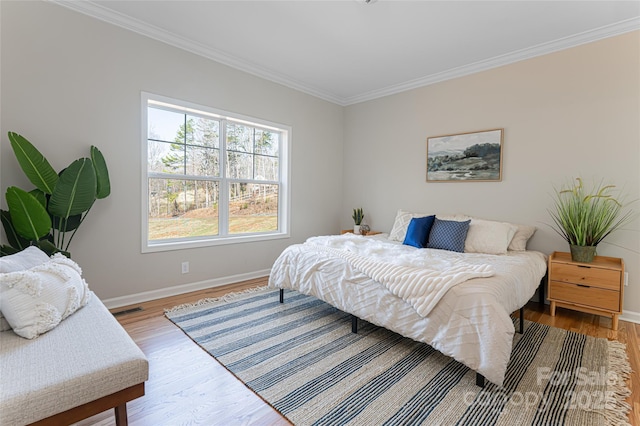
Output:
top-left (268, 233), bottom-right (547, 387)
top-left (307, 239), bottom-right (495, 317)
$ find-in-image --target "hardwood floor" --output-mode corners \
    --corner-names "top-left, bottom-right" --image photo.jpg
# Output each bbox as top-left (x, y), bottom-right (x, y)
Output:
top-left (77, 277), bottom-right (639, 426)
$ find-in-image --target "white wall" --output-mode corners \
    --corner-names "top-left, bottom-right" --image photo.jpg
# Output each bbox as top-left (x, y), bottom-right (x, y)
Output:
top-left (2, 2), bottom-right (639, 318)
top-left (0, 1), bottom-right (344, 301)
top-left (343, 31), bottom-right (640, 316)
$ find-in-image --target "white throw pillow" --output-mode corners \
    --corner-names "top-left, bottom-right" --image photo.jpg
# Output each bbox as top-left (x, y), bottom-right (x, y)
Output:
top-left (464, 218), bottom-right (518, 255)
top-left (0, 246), bottom-right (52, 331)
top-left (0, 246), bottom-right (50, 273)
top-left (389, 210), bottom-right (428, 242)
top-left (0, 254), bottom-right (90, 339)
top-left (0, 313), bottom-right (10, 332)
top-left (508, 224), bottom-right (537, 251)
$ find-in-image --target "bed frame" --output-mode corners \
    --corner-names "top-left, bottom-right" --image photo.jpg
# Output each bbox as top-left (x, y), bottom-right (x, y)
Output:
top-left (278, 277), bottom-right (545, 388)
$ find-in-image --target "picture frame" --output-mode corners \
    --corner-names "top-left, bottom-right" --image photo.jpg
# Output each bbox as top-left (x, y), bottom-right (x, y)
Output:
top-left (426, 128), bottom-right (503, 182)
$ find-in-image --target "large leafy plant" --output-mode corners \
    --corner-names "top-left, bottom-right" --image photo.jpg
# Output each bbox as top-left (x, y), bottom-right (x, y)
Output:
top-left (548, 178), bottom-right (634, 247)
top-left (1, 132), bottom-right (110, 257)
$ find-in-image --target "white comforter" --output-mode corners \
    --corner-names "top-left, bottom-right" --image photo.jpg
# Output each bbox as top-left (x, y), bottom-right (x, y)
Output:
top-left (307, 239), bottom-right (495, 317)
top-left (268, 233), bottom-right (547, 387)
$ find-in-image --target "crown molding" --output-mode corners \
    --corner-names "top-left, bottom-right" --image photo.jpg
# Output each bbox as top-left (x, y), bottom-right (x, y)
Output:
top-left (345, 17), bottom-right (640, 105)
top-left (49, 0), bottom-right (345, 105)
top-left (49, 1), bottom-right (639, 107)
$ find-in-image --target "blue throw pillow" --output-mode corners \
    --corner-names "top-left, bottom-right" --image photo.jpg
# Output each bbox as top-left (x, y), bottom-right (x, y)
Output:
top-left (426, 218), bottom-right (471, 252)
top-left (403, 215), bottom-right (436, 248)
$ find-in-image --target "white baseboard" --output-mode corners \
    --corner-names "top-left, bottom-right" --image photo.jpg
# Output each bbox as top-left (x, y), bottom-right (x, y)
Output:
top-left (102, 269), bottom-right (271, 310)
top-left (620, 309), bottom-right (640, 325)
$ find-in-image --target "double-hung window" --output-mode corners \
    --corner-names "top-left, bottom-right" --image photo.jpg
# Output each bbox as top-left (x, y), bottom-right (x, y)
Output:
top-left (142, 93), bottom-right (289, 252)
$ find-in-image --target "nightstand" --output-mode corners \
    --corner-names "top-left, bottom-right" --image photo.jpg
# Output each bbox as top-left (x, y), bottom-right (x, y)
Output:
top-left (548, 251), bottom-right (624, 330)
top-left (340, 229), bottom-right (381, 236)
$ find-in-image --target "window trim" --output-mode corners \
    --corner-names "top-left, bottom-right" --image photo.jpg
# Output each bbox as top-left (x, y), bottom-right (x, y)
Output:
top-left (141, 92), bottom-right (291, 253)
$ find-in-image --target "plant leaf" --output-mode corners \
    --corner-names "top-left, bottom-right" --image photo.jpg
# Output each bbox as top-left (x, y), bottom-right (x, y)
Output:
top-left (6, 186), bottom-right (52, 241)
top-left (0, 245), bottom-right (21, 256)
top-left (91, 146), bottom-right (111, 199)
top-left (0, 209), bottom-right (30, 250)
top-left (49, 158), bottom-right (96, 218)
top-left (52, 214), bottom-right (83, 231)
top-left (29, 189), bottom-right (47, 209)
top-left (8, 132), bottom-right (59, 194)
top-left (35, 239), bottom-right (67, 257)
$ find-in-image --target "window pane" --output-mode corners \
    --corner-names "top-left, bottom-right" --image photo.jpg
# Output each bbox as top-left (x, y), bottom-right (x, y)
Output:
top-left (254, 155), bottom-right (279, 181)
top-left (148, 140), bottom-right (179, 174)
top-left (227, 123), bottom-right (253, 153)
top-left (255, 129), bottom-right (279, 157)
top-left (227, 151), bottom-right (253, 179)
top-left (148, 107), bottom-right (185, 143)
top-left (186, 146), bottom-right (219, 177)
top-left (148, 178), bottom-right (219, 241)
top-left (186, 116), bottom-right (219, 148)
top-left (228, 183), bottom-right (278, 234)
top-left (153, 141), bottom-right (186, 175)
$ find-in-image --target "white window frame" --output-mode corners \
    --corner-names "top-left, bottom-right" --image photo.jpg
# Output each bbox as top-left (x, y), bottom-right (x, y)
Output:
top-left (141, 92), bottom-right (291, 253)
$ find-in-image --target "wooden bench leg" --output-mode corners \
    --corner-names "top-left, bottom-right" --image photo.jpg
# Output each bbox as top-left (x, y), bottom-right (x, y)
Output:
top-left (351, 315), bottom-right (358, 333)
top-left (279, 288), bottom-right (284, 303)
top-left (115, 403), bottom-right (128, 426)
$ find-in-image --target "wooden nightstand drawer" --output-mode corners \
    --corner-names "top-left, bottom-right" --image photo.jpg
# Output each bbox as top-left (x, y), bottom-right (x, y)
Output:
top-left (549, 281), bottom-right (620, 312)
top-left (549, 263), bottom-right (621, 291)
top-left (548, 251), bottom-right (624, 330)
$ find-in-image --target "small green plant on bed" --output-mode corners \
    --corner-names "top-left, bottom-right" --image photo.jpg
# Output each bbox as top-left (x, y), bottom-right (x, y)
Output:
top-left (352, 208), bottom-right (364, 225)
top-left (547, 177), bottom-right (635, 262)
top-left (0, 132), bottom-right (111, 258)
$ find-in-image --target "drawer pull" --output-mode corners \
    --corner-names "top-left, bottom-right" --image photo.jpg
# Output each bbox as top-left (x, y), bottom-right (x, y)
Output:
top-left (576, 265), bottom-right (591, 269)
top-left (577, 284), bottom-right (590, 288)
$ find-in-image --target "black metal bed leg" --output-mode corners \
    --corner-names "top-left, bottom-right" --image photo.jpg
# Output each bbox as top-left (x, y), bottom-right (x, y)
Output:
top-left (476, 373), bottom-right (485, 388)
top-left (351, 315), bottom-right (358, 334)
top-left (519, 307), bottom-right (524, 334)
top-left (279, 288), bottom-right (284, 303)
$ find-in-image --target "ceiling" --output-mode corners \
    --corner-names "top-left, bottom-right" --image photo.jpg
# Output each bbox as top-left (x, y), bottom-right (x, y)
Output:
top-left (55, 1), bottom-right (640, 106)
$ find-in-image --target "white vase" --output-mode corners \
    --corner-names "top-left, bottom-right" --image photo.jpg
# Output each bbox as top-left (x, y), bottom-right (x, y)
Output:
top-left (353, 225), bottom-right (361, 235)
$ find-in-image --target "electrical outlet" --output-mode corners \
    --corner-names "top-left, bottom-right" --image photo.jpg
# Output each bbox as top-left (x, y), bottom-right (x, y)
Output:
top-left (624, 272), bottom-right (628, 286)
top-left (181, 261), bottom-right (189, 274)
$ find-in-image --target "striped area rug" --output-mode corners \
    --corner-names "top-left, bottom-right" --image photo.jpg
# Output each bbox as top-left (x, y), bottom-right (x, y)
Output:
top-left (165, 288), bottom-right (632, 426)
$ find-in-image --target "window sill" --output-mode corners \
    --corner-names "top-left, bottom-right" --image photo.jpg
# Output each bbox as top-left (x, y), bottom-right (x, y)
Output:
top-left (142, 231), bottom-right (290, 253)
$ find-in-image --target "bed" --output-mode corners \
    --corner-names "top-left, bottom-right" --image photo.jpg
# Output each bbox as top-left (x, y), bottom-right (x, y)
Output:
top-left (268, 213), bottom-right (548, 387)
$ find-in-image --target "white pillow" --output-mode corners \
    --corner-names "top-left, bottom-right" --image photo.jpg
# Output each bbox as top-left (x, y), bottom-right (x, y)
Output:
top-left (508, 224), bottom-right (537, 251)
top-left (389, 210), bottom-right (429, 242)
top-left (464, 218), bottom-right (517, 255)
top-left (0, 313), bottom-right (10, 332)
top-left (0, 246), bottom-right (52, 331)
top-left (0, 246), bottom-right (50, 273)
top-left (0, 254), bottom-right (90, 339)
top-left (435, 214), bottom-right (471, 222)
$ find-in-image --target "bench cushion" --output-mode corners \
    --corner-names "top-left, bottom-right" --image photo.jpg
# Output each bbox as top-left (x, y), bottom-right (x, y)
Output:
top-left (0, 293), bottom-right (148, 425)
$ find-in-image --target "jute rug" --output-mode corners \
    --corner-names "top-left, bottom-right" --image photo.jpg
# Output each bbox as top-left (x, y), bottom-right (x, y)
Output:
top-left (165, 287), bottom-right (632, 426)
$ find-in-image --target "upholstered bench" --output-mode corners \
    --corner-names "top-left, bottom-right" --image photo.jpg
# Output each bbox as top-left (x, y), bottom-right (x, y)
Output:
top-left (0, 293), bottom-right (149, 425)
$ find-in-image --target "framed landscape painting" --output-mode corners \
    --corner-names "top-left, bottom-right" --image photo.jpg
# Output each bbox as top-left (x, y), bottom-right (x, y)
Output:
top-left (426, 128), bottom-right (503, 182)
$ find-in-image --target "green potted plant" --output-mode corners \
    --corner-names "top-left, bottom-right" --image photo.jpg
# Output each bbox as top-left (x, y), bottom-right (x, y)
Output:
top-left (0, 132), bottom-right (111, 258)
top-left (352, 208), bottom-right (364, 234)
top-left (548, 177), bottom-right (634, 263)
